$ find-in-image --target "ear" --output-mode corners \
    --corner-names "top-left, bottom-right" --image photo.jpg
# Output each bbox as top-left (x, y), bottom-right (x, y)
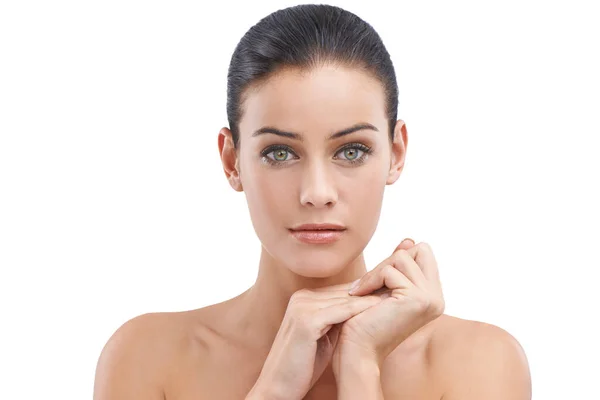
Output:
top-left (386, 119), bottom-right (408, 185)
top-left (218, 127), bottom-right (243, 192)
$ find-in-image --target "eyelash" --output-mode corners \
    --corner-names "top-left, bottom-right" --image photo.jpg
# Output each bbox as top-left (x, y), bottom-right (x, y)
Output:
top-left (260, 142), bottom-right (373, 167)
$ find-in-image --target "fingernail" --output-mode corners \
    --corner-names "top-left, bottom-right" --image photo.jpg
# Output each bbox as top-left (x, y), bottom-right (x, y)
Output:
top-left (405, 238), bottom-right (415, 245)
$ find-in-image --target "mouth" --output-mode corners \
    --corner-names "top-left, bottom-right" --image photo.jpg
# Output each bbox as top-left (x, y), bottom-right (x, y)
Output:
top-left (290, 228), bottom-right (345, 231)
top-left (289, 223), bottom-right (347, 231)
top-left (288, 228), bottom-right (346, 244)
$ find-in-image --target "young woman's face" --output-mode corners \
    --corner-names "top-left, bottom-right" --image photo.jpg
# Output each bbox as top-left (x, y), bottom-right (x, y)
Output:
top-left (227, 64), bottom-right (406, 278)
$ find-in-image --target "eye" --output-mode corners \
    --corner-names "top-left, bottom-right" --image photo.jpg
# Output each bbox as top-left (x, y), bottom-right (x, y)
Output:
top-left (260, 142), bottom-right (373, 167)
top-left (334, 143), bottom-right (373, 165)
top-left (261, 145), bottom-right (298, 165)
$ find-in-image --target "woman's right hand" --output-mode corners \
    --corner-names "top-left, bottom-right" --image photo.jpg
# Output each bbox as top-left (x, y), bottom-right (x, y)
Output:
top-left (245, 282), bottom-right (383, 400)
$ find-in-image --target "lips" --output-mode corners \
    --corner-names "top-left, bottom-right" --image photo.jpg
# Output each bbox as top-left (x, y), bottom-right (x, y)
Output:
top-left (290, 223), bottom-right (346, 231)
top-left (289, 226), bottom-right (346, 244)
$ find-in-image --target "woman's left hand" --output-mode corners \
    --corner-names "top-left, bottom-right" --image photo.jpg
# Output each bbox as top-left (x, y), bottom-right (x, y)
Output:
top-left (333, 239), bottom-right (445, 370)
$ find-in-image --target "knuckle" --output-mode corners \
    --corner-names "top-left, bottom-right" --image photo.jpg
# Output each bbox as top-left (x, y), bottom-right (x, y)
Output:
top-left (409, 291), bottom-right (431, 312)
top-left (387, 259), bottom-right (406, 275)
top-left (305, 310), bottom-right (328, 336)
top-left (393, 249), bottom-right (410, 262)
top-left (288, 294), bottom-right (310, 313)
top-left (290, 289), bottom-right (312, 303)
top-left (437, 302), bottom-right (445, 315)
top-left (419, 296), bottom-right (433, 312)
top-left (382, 264), bottom-right (396, 274)
top-left (436, 296), bottom-right (446, 314)
top-left (394, 248), bottom-right (408, 256)
top-left (423, 295), bottom-right (444, 316)
top-left (417, 241), bottom-right (432, 252)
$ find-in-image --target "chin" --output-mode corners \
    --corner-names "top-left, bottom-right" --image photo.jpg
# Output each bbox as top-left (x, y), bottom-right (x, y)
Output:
top-left (289, 266), bottom-right (345, 279)
top-left (284, 254), bottom-right (350, 279)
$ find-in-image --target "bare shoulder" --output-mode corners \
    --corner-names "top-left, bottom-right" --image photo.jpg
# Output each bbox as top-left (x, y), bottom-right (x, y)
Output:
top-left (431, 315), bottom-right (532, 400)
top-left (93, 310), bottom-right (204, 400)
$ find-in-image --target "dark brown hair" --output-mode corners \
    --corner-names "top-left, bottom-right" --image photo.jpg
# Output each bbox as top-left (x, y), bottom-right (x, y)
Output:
top-left (226, 4), bottom-right (399, 149)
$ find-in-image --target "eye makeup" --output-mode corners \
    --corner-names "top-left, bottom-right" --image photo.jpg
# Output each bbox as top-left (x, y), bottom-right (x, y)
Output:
top-left (260, 142), bottom-right (374, 167)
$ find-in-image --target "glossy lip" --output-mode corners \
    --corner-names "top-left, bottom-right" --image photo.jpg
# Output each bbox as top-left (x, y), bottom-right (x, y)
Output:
top-left (289, 223), bottom-right (347, 231)
top-left (289, 229), bottom-right (345, 244)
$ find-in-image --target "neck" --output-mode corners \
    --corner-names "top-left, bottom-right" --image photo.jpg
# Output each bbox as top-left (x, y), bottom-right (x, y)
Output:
top-left (233, 245), bottom-right (368, 353)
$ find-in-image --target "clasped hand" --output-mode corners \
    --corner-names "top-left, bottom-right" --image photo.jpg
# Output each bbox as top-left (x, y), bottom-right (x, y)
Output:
top-left (333, 239), bottom-right (445, 372)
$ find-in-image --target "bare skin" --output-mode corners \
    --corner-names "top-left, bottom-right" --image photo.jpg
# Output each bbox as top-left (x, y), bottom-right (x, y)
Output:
top-left (161, 293), bottom-right (448, 399)
top-left (94, 64), bottom-right (531, 399)
top-left (94, 299), bottom-right (519, 399)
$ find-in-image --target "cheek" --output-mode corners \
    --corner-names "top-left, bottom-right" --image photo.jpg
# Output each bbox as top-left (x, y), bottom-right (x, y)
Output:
top-left (342, 171), bottom-right (387, 239)
top-left (351, 178), bottom-right (385, 219)
top-left (343, 162), bottom-right (387, 203)
top-left (243, 167), bottom-right (296, 231)
top-left (252, 170), bottom-right (296, 206)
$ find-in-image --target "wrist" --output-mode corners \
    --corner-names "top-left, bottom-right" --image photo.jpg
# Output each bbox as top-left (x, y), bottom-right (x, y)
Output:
top-left (334, 343), bottom-right (381, 370)
top-left (334, 354), bottom-right (383, 399)
top-left (333, 348), bottom-right (381, 382)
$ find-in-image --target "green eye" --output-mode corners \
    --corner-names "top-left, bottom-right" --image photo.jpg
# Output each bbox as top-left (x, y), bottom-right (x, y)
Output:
top-left (261, 143), bottom-right (373, 166)
top-left (273, 148), bottom-right (290, 161)
top-left (261, 145), bottom-right (296, 164)
top-left (341, 148), bottom-right (359, 161)
top-left (334, 143), bottom-right (373, 165)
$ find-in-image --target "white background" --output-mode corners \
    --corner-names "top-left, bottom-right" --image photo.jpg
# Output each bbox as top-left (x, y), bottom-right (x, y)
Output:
top-left (1, 1), bottom-right (598, 399)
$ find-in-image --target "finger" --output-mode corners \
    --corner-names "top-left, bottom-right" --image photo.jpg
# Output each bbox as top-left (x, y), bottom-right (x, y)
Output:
top-left (311, 281), bottom-right (359, 292)
top-left (313, 295), bottom-right (382, 333)
top-left (348, 245), bottom-right (418, 295)
top-left (393, 237), bottom-right (415, 254)
top-left (390, 249), bottom-right (428, 287)
top-left (402, 242), bottom-right (440, 282)
top-left (348, 264), bottom-right (413, 296)
top-left (296, 286), bottom-right (359, 300)
top-left (314, 296), bottom-right (365, 309)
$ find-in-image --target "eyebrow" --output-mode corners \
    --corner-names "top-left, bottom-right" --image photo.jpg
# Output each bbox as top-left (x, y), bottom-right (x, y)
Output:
top-left (251, 122), bottom-right (379, 142)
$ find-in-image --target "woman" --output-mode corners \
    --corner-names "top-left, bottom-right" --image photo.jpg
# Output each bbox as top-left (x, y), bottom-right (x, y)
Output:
top-left (94, 4), bottom-right (531, 399)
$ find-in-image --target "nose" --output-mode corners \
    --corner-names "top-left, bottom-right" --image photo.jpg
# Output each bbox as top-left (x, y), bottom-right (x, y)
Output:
top-left (299, 161), bottom-right (338, 208)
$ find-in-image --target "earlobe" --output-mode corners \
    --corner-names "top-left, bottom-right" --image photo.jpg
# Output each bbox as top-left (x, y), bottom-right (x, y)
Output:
top-left (218, 128), bottom-right (244, 192)
top-left (231, 158), bottom-right (244, 192)
top-left (230, 175), bottom-right (243, 192)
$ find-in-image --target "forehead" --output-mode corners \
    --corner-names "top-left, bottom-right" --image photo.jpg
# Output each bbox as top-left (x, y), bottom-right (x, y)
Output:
top-left (239, 65), bottom-right (387, 139)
